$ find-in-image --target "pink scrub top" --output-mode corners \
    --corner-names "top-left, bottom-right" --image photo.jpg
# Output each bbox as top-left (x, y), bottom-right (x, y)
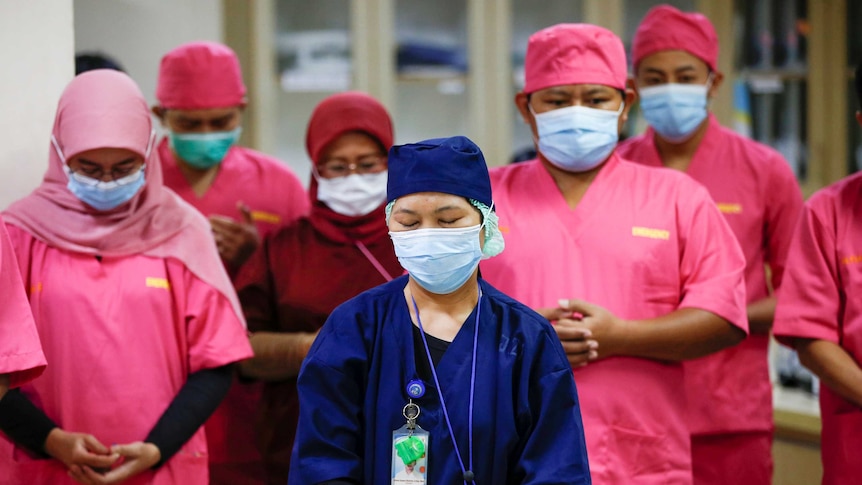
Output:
top-left (0, 224), bottom-right (253, 485)
top-left (159, 138), bottom-right (307, 480)
top-left (159, 140), bottom-right (309, 259)
top-left (481, 154), bottom-right (747, 484)
top-left (0, 218), bottom-right (45, 389)
top-left (618, 115), bottom-right (804, 434)
top-left (773, 172), bottom-right (862, 485)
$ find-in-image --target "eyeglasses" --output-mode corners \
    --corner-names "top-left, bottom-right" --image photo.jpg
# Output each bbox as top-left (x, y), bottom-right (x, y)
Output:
top-left (66, 164), bottom-right (146, 187)
top-left (318, 155), bottom-right (387, 178)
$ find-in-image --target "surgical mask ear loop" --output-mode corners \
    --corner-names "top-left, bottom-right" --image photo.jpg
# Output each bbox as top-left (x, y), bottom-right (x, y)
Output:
top-left (144, 129), bottom-right (156, 159)
top-left (51, 136), bottom-right (67, 165)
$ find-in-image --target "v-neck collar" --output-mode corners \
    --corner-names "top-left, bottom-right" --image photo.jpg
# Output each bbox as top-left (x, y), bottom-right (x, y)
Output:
top-left (528, 154), bottom-right (624, 244)
top-left (642, 114), bottom-right (721, 174)
top-left (394, 284), bottom-right (482, 394)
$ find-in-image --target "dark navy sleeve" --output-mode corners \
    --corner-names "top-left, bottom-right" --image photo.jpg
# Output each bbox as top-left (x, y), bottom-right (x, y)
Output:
top-left (288, 303), bottom-right (369, 485)
top-left (510, 307), bottom-right (592, 483)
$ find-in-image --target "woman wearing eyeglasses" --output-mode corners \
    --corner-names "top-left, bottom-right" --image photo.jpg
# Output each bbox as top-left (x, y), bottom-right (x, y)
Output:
top-left (0, 70), bottom-right (253, 484)
top-left (235, 91), bottom-right (403, 485)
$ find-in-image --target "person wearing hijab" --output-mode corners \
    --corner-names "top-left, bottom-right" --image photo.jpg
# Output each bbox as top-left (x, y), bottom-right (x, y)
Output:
top-left (772, 61), bottom-right (862, 485)
top-left (235, 91), bottom-right (403, 484)
top-left (152, 41), bottom-right (308, 484)
top-left (0, 70), bottom-right (253, 485)
top-left (0, 218), bottom-right (46, 402)
top-left (615, 6), bottom-right (804, 484)
top-left (479, 24), bottom-right (748, 484)
top-left (288, 135), bottom-right (591, 485)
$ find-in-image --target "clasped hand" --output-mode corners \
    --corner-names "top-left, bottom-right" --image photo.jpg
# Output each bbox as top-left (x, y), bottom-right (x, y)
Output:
top-left (537, 298), bottom-right (628, 367)
top-left (45, 428), bottom-right (161, 484)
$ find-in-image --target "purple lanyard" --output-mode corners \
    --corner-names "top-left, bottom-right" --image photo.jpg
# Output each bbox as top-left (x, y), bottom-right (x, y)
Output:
top-left (410, 285), bottom-right (481, 485)
top-left (355, 241), bottom-right (394, 282)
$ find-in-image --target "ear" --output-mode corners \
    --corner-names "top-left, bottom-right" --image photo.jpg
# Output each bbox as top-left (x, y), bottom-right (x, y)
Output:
top-left (515, 92), bottom-right (539, 142)
top-left (151, 106), bottom-right (167, 125)
top-left (708, 71), bottom-right (725, 98)
top-left (620, 87), bottom-right (637, 126)
top-left (514, 92), bottom-right (532, 125)
top-left (626, 76), bottom-right (639, 96)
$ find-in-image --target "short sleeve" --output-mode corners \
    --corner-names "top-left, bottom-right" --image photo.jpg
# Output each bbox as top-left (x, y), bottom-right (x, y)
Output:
top-left (763, 155), bottom-right (805, 288)
top-left (677, 183), bottom-right (748, 332)
top-left (278, 169), bottom-right (310, 223)
top-left (170, 263), bottom-right (254, 373)
top-left (235, 232), bottom-right (278, 333)
top-left (774, 198), bottom-right (842, 346)
top-left (0, 221), bottom-right (46, 388)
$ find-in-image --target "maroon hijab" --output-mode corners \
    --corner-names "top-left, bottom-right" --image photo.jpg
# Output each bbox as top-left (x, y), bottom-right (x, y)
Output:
top-left (304, 92), bottom-right (394, 245)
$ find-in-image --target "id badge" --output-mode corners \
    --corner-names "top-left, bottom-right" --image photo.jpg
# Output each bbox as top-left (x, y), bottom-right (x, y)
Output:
top-left (392, 423), bottom-right (429, 484)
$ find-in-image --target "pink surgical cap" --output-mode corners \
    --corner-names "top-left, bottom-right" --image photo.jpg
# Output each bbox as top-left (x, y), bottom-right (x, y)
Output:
top-left (523, 24), bottom-right (627, 93)
top-left (632, 5), bottom-right (719, 72)
top-left (156, 41), bottom-right (247, 109)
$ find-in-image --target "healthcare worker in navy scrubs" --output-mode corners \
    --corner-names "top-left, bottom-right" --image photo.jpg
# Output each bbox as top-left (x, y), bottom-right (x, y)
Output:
top-left (288, 136), bottom-right (591, 485)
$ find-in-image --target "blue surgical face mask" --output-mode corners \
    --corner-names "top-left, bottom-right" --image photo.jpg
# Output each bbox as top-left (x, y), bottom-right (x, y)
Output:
top-left (532, 103), bottom-right (623, 172)
top-left (389, 224), bottom-right (484, 295)
top-left (53, 135), bottom-right (150, 211)
top-left (638, 79), bottom-right (711, 143)
top-left (168, 127), bottom-right (242, 169)
top-left (65, 166), bottom-right (147, 211)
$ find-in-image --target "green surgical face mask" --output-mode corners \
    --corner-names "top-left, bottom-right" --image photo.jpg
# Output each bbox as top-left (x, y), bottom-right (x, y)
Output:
top-left (168, 127), bottom-right (242, 169)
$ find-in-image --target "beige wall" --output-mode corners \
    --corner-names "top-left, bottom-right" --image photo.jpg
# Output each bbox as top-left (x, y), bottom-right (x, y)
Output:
top-left (0, 1), bottom-right (75, 210)
top-left (73, 0), bottom-right (223, 108)
top-left (0, 1), bottom-right (224, 211)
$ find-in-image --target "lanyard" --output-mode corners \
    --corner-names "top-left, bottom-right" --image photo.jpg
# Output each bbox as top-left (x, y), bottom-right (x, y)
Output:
top-left (410, 284), bottom-right (481, 484)
top-left (355, 241), bottom-right (394, 282)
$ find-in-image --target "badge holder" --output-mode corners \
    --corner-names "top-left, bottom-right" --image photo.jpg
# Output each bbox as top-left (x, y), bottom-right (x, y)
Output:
top-left (391, 389), bottom-right (429, 484)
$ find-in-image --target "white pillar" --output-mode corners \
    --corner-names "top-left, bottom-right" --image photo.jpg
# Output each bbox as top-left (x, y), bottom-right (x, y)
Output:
top-left (0, 1), bottom-right (75, 209)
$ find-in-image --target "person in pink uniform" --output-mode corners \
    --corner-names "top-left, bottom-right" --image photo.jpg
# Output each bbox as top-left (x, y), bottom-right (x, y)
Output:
top-left (616, 6), bottom-right (805, 484)
top-left (0, 218), bottom-right (46, 400)
top-left (479, 24), bottom-right (749, 484)
top-left (772, 62), bottom-right (862, 485)
top-left (152, 41), bottom-right (308, 484)
top-left (0, 70), bottom-right (253, 485)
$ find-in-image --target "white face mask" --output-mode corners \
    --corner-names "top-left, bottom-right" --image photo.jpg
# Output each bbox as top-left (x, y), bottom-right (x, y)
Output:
top-left (315, 170), bottom-right (388, 217)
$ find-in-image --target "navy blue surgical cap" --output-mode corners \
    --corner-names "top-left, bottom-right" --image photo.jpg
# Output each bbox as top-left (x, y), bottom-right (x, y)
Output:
top-left (386, 136), bottom-right (492, 207)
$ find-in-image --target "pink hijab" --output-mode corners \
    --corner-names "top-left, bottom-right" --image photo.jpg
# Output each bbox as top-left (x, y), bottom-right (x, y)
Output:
top-left (4, 70), bottom-right (243, 320)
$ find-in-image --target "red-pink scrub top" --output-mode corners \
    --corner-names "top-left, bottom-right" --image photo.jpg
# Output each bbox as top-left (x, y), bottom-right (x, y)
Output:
top-left (159, 139), bottom-right (308, 481)
top-left (618, 114), bottom-right (804, 435)
top-left (773, 172), bottom-right (862, 485)
top-left (481, 154), bottom-right (748, 484)
top-left (0, 224), bottom-right (254, 485)
top-left (158, 140), bottom-right (309, 262)
top-left (0, 218), bottom-right (45, 389)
